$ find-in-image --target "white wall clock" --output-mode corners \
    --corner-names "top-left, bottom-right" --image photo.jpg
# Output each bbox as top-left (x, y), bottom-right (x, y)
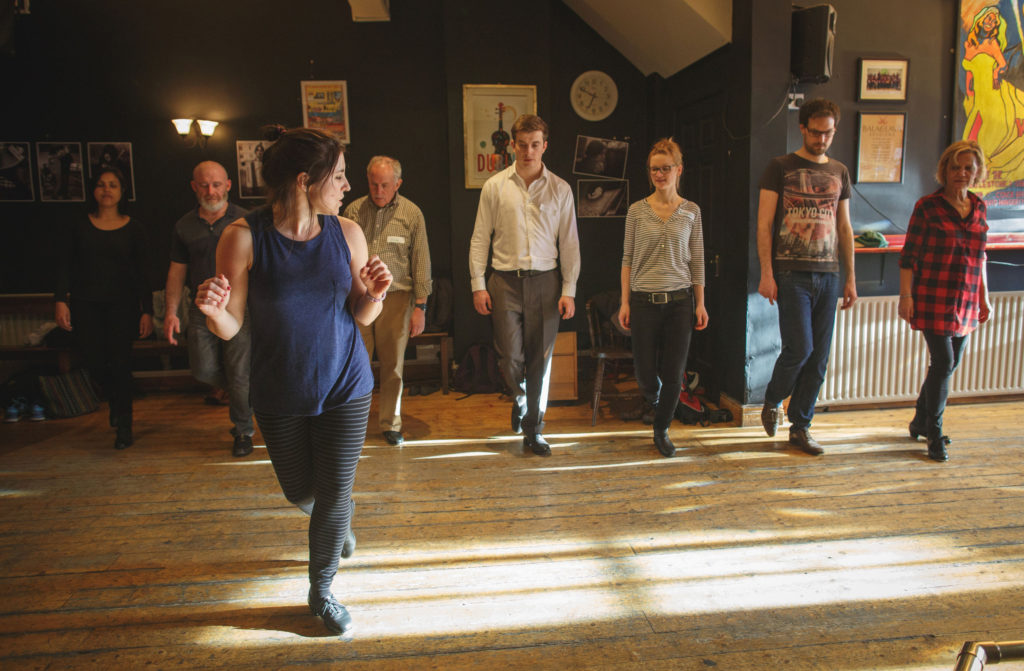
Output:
top-left (570, 70), bottom-right (618, 121)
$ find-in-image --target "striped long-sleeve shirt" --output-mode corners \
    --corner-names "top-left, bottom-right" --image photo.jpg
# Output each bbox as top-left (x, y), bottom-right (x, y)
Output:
top-left (622, 198), bottom-right (705, 292)
top-left (343, 194), bottom-right (432, 300)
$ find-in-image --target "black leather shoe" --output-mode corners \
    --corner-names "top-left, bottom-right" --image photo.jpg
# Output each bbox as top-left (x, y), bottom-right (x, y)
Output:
top-left (789, 427), bottom-right (824, 455)
top-left (653, 430), bottom-right (676, 457)
top-left (927, 436), bottom-right (951, 462)
top-left (511, 404), bottom-right (524, 435)
top-left (308, 590), bottom-right (353, 634)
top-left (383, 430), bottom-right (404, 446)
top-left (232, 434), bottom-right (253, 457)
top-left (114, 425), bottom-right (133, 450)
top-left (761, 403), bottom-right (781, 437)
top-left (524, 433), bottom-right (551, 457)
top-left (910, 420), bottom-right (952, 445)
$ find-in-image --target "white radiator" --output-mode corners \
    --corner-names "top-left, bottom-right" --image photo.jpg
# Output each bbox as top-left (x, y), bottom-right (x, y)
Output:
top-left (819, 291), bottom-right (1024, 406)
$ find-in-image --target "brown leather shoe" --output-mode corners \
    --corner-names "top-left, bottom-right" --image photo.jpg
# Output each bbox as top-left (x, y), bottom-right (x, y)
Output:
top-left (789, 427), bottom-right (824, 455)
top-left (761, 403), bottom-right (781, 437)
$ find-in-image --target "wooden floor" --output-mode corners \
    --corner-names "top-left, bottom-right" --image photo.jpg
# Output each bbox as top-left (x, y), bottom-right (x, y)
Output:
top-left (1, 390), bottom-right (1023, 670)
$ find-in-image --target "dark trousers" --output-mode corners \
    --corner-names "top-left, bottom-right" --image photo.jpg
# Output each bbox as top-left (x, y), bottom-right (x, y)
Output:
top-left (629, 294), bottom-right (694, 431)
top-left (765, 270), bottom-right (840, 430)
top-left (255, 392), bottom-right (371, 598)
top-left (488, 270), bottom-right (560, 436)
top-left (915, 332), bottom-right (968, 440)
top-left (73, 299), bottom-right (138, 427)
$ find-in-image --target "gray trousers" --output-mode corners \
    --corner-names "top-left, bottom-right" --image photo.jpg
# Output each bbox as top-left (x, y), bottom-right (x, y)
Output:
top-left (487, 270), bottom-right (560, 436)
top-left (187, 303), bottom-right (254, 437)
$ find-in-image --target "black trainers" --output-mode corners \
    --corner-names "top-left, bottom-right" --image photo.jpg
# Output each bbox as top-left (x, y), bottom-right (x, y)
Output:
top-left (232, 434), bottom-right (253, 457)
top-left (761, 403), bottom-right (781, 437)
top-left (308, 590), bottom-right (353, 634)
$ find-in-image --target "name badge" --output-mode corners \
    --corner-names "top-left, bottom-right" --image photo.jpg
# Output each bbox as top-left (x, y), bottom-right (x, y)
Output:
top-left (387, 235), bottom-right (406, 244)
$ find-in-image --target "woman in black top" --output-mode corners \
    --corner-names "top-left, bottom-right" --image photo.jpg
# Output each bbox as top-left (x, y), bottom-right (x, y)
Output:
top-left (55, 167), bottom-right (153, 449)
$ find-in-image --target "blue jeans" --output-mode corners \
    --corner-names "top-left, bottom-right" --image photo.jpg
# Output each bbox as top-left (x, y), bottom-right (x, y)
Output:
top-left (765, 271), bottom-right (839, 430)
top-left (629, 294), bottom-right (694, 431)
top-left (914, 332), bottom-right (967, 440)
top-left (188, 303), bottom-right (254, 437)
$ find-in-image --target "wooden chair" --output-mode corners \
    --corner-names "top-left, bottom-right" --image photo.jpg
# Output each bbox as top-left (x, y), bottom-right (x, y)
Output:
top-left (585, 294), bottom-right (635, 425)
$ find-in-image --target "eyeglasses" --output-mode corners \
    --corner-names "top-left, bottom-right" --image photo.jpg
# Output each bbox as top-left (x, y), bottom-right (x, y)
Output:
top-left (804, 127), bottom-right (836, 139)
top-left (649, 165), bottom-right (677, 174)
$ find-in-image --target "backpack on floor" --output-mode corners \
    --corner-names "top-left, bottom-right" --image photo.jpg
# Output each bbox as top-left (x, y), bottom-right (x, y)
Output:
top-left (453, 343), bottom-right (505, 396)
top-left (674, 387), bottom-right (710, 425)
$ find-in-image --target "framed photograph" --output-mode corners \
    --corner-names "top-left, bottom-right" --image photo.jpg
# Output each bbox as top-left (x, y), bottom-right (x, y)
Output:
top-left (301, 80), bottom-right (350, 143)
top-left (236, 140), bottom-right (273, 200)
top-left (87, 142), bottom-right (135, 201)
top-left (36, 142), bottom-right (85, 202)
top-left (577, 179), bottom-right (629, 218)
top-left (0, 142), bottom-right (35, 202)
top-left (858, 58), bottom-right (909, 101)
top-left (572, 135), bottom-right (628, 179)
top-left (463, 84), bottom-right (537, 189)
top-left (856, 112), bottom-right (906, 183)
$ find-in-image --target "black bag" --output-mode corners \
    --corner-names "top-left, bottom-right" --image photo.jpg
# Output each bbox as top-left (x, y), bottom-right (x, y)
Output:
top-left (453, 343), bottom-right (505, 395)
top-left (674, 387), bottom-right (710, 425)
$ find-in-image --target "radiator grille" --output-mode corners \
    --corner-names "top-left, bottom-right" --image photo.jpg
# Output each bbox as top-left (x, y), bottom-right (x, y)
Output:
top-left (819, 291), bottom-right (1024, 406)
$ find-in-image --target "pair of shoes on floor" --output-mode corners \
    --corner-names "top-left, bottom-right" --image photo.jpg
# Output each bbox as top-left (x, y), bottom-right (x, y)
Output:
top-left (524, 433), bottom-right (551, 457)
top-left (114, 425), bottom-right (134, 450)
top-left (232, 434), bottom-right (253, 457)
top-left (789, 427), bottom-right (824, 456)
top-left (927, 435), bottom-right (951, 462)
top-left (4, 398), bottom-right (44, 422)
top-left (653, 430), bottom-right (676, 458)
top-left (308, 589), bottom-right (353, 634)
top-left (761, 403), bottom-right (781, 437)
top-left (511, 404), bottom-right (524, 435)
top-left (383, 430), bottom-right (404, 446)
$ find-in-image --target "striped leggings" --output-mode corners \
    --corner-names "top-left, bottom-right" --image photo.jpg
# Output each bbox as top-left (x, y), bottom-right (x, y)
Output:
top-left (255, 392), bottom-right (372, 598)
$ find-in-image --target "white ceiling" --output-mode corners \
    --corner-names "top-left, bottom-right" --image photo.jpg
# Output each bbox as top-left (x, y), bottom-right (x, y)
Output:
top-left (561, 0), bottom-right (733, 78)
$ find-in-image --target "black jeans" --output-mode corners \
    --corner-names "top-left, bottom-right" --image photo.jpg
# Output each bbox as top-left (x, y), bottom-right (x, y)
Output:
top-left (73, 299), bottom-right (138, 427)
top-left (915, 331), bottom-right (968, 440)
top-left (629, 294), bottom-right (694, 431)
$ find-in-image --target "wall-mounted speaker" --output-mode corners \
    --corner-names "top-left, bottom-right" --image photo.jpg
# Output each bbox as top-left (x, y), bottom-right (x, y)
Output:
top-left (791, 4), bottom-right (837, 84)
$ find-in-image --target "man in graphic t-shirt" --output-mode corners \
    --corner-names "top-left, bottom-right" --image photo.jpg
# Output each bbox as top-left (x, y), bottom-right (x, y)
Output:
top-left (756, 98), bottom-right (857, 455)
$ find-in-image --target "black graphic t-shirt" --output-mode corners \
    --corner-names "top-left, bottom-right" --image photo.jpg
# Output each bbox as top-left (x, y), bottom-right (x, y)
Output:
top-left (759, 153), bottom-right (851, 273)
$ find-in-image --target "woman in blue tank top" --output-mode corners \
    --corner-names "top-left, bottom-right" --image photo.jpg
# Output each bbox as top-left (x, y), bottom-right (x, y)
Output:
top-left (195, 126), bottom-right (392, 636)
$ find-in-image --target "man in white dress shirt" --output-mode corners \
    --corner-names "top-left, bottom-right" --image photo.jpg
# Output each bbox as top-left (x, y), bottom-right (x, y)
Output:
top-left (469, 114), bottom-right (581, 456)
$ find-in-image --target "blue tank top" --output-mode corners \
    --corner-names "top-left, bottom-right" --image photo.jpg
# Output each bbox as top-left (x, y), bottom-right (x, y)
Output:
top-left (246, 208), bottom-right (373, 415)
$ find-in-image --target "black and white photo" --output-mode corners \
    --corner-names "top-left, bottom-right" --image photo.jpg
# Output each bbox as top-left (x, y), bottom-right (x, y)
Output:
top-left (577, 179), bottom-right (629, 218)
top-left (573, 135), bottom-right (628, 179)
top-left (0, 142), bottom-right (35, 202)
top-left (87, 142), bottom-right (136, 200)
top-left (37, 142), bottom-right (85, 202)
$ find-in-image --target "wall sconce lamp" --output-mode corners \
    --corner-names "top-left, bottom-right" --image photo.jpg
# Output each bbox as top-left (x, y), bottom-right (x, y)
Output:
top-left (172, 118), bottom-right (219, 149)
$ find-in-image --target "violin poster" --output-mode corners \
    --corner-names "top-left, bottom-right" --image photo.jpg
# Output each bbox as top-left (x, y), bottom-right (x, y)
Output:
top-left (462, 84), bottom-right (536, 189)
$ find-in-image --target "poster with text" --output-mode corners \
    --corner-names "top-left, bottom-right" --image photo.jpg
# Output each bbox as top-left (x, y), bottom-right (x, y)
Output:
top-left (463, 84), bottom-right (536, 188)
top-left (301, 80), bottom-right (350, 142)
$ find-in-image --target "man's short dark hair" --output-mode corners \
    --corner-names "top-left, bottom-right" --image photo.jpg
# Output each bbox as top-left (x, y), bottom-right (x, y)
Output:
top-left (510, 114), bottom-right (549, 142)
top-left (798, 98), bottom-right (840, 126)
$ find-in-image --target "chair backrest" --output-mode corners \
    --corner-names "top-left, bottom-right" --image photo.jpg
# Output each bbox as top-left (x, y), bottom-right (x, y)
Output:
top-left (586, 292), bottom-right (631, 352)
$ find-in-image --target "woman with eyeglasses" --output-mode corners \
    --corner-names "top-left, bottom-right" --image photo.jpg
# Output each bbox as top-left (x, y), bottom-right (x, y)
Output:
top-left (618, 138), bottom-right (708, 458)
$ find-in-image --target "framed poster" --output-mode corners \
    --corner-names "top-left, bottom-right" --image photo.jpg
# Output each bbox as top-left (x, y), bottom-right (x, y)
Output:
top-left (956, 0), bottom-right (1024, 219)
top-left (87, 142), bottom-right (135, 201)
top-left (462, 84), bottom-right (536, 188)
top-left (572, 135), bottom-right (628, 179)
top-left (856, 113), bottom-right (906, 184)
top-left (301, 80), bottom-right (350, 142)
top-left (37, 142), bottom-right (85, 202)
top-left (857, 58), bottom-right (909, 101)
top-left (577, 179), bottom-right (629, 218)
top-left (0, 142), bottom-right (34, 202)
top-left (236, 140), bottom-right (273, 200)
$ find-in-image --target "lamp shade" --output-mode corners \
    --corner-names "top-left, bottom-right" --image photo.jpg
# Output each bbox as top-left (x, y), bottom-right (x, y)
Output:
top-left (171, 118), bottom-right (193, 135)
top-left (196, 120), bottom-right (219, 137)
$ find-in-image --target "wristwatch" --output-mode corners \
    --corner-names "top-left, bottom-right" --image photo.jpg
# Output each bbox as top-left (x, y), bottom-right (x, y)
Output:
top-left (414, 302), bottom-right (427, 312)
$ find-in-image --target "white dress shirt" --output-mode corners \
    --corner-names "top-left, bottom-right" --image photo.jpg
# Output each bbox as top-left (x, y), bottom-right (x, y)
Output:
top-left (468, 163), bottom-right (581, 297)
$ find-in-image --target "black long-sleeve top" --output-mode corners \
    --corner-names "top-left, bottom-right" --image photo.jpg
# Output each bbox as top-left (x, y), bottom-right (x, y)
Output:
top-left (54, 216), bottom-right (154, 314)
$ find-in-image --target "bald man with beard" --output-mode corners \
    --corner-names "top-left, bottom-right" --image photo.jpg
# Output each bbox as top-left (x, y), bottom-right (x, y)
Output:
top-left (164, 161), bottom-right (254, 456)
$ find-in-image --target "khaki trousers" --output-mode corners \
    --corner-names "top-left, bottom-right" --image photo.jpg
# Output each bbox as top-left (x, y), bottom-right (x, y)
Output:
top-left (359, 289), bottom-right (412, 432)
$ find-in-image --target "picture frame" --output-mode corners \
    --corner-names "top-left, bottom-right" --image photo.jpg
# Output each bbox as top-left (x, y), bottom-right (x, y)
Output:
top-left (462, 84), bottom-right (537, 189)
top-left (0, 142), bottom-right (35, 202)
top-left (87, 142), bottom-right (135, 201)
top-left (572, 135), bottom-right (628, 179)
top-left (301, 80), bottom-right (350, 143)
top-left (856, 112), bottom-right (906, 184)
top-left (576, 179), bottom-right (629, 218)
top-left (36, 141), bottom-right (85, 202)
top-left (857, 58), bottom-right (909, 101)
top-left (236, 140), bottom-right (273, 200)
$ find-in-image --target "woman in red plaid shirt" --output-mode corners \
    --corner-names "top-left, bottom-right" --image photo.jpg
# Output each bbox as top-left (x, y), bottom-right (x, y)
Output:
top-left (898, 140), bottom-right (992, 462)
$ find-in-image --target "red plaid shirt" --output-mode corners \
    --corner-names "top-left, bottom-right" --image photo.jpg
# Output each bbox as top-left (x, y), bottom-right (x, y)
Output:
top-left (899, 189), bottom-right (988, 336)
